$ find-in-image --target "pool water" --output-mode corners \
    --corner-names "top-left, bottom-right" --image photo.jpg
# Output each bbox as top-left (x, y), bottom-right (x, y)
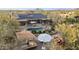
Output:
top-left (27, 27), bottom-right (44, 31)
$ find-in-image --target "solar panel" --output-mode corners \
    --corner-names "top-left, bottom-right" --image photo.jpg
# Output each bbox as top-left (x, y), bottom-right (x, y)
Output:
top-left (17, 13), bottom-right (47, 19)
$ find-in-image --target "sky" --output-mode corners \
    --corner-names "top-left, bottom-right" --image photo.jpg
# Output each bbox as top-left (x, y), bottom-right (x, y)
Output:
top-left (14, 8), bottom-right (75, 10)
top-left (0, 0), bottom-right (79, 8)
top-left (0, 8), bottom-right (76, 10)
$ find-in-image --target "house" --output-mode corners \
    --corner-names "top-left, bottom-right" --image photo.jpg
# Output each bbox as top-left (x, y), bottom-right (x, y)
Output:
top-left (17, 13), bottom-right (51, 24)
top-left (17, 13), bottom-right (52, 32)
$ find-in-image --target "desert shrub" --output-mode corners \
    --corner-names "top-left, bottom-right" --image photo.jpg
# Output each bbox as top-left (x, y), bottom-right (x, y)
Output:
top-left (50, 23), bottom-right (79, 50)
top-left (0, 13), bottom-right (19, 49)
top-left (65, 17), bottom-right (77, 24)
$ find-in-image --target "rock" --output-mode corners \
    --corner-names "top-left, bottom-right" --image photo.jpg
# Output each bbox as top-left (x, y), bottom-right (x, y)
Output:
top-left (15, 30), bottom-right (38, 49)
top-left (16, 30), bottom-right (36, 41)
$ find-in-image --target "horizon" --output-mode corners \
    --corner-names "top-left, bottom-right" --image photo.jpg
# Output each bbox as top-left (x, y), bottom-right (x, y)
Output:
top-left (0, 8), bottom-right (76, 10)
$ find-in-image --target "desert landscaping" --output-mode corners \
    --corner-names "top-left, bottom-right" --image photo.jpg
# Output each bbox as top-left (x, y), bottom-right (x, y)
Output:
top-left (0, 8), bottom-right (79, 50)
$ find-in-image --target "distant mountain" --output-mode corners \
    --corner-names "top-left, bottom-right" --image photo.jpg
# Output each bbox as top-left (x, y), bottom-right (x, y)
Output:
top-left (0, 8), bottom-right (77, 10)
top-left (14, 8), bottom-right (76, 10)
top-left (41, 8), bottom-right (76, 10)
top-left (75, 8), bottom-right (79, 10)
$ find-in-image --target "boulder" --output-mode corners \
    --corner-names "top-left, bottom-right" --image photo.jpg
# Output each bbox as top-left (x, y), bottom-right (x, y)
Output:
top-left (15, 30), bottom-right (37, 49)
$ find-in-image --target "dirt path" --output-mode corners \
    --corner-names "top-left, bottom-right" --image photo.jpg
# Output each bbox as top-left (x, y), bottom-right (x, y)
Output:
top-left (28, 40), bottom-right (43, 50)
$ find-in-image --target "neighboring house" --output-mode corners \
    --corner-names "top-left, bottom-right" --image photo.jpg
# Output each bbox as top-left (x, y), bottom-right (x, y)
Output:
top-left (17, 13), bottom-right (52, 32)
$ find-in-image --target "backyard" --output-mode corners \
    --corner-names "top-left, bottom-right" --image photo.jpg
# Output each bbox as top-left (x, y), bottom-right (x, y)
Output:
top-left (0, 9), bottom-right (79, 50)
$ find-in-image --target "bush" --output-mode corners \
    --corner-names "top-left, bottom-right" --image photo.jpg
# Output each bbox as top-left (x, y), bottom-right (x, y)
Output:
top-left (0, 13), bottom-right (19, 49)
top-left (50, 23), bottom-right (79, 50)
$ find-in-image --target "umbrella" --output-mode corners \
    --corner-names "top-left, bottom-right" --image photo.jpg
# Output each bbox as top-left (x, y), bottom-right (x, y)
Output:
top-left (38, 33), bottom-right (52, 42)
